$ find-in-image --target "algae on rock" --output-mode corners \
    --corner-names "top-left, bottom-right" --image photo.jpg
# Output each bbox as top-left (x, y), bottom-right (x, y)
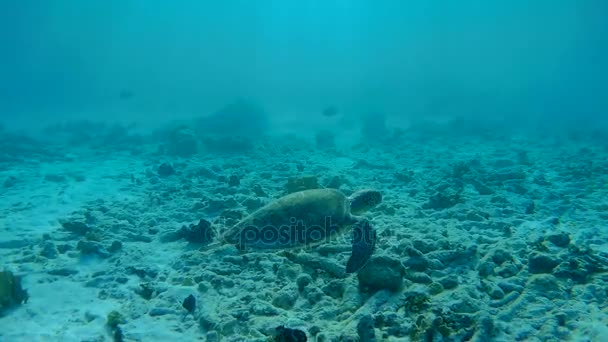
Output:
top-left (0, 270), bottom-right (28, 315)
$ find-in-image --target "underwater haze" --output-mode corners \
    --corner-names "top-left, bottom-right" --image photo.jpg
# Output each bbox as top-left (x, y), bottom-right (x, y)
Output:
top-left (1, 1), bottom-right (608, 341)
top-left (1, 1), bottom-right (607, 134)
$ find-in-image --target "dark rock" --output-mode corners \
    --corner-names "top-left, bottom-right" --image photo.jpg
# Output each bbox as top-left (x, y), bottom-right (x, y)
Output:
top-left (422, 192), bottom-right (462, 210)
top-left (77, 240), bottom-right (110, 258)
top-left (252, 184), bottom-right (267, 197)
top-left (404, 256), bottom-right (429, 272)
top-left (477, 261), bottom-right (495, 277)
top-left (439, 277), bottom-right (458, 289)
top-left (394, 169), bottom-right (414, 184)
top-left (149, 307), bottom-right (175, 316)
top-left (405, 271), bottom-right (433, 284)
top-left (524, 201), bottom-right (535, 215)
top-left (273, 326), bottom-right (307, 342)
top-left (113, 326), bottom-right (124, 342)
top-left (182, 294), bottom-right (196, 314)
top-left (547, 232), bottom-right (570, 247)
top-left (157, 163), bottom-right (175, 177)
top-left (109, 241), bottom-right (122, 252)
top-left (0, 239), bottom-right (31, 249)
top-left (358, 256), bottom-right (405, 292)
top-left (40, 241), bottom-right (58, 259)
top-left (167, 126), bottom-right (198, 157)
top-left (61, 221), bottom-right (90, 235)
top-left (228, 175), bottom-right (240, 187)
top-left (178, 219), bottom-right (215, 244)
top-left (285, 176), bottom-right (319, 194)
top-left (3, 176), bottom-right (18, 188)
top-left (44, 174), bottom-right (67, 182)
top-left (490, 249), bottom-right (512, 265)
top-left (357, 315), bottom-right (377, 342)
top-left (126, 266), bottom-right (158, 279)
top-left (48, 268), bottom-right (79, 276)
top-left (325, 176), bottom-right (342, 189)
top-left (0, 270), bottom-right (29, 312)
top-left (528, 253), bottom-right (560, 274)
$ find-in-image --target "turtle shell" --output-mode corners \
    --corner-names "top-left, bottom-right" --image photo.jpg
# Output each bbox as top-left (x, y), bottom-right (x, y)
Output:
top-left (222, 189), bottom-right (352, 249)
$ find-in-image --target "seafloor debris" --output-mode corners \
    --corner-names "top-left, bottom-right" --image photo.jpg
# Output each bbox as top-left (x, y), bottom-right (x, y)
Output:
top-left (284, 175), bottom-right (319, 194)
top-left (182, 294), bottom-right (196, 314)
top-left (178, 219), bottom-right (215, 244)
top-left (272, 325), bottom-right (307, 342)
top-left (0, 270), bottom-right (28, 315)
top-left (157, 162), bottom-right (176, 177)
top-left (357, 255), bottom-right (405, 292)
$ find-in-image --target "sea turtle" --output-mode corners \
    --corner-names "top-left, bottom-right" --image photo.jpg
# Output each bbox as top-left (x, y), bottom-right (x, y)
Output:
top-left (220, 188), bottom-right (382, 273)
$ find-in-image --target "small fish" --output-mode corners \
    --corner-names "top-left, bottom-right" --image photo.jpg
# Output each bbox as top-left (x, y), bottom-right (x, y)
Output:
top-left (322, 106), bottom-right (339, 117)
top-left (119, 89), bottom-right (134, 100)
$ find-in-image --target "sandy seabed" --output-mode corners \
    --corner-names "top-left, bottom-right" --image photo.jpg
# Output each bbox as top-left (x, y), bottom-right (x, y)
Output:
top-left (1, 125), bottom-right (607, 341)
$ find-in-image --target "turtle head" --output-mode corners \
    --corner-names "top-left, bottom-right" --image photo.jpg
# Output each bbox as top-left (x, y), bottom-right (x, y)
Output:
top-left (349, 189), bottom-right (382, 215)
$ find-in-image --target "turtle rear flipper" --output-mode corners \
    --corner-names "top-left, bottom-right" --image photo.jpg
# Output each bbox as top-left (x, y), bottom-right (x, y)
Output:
top-left (346, 219), bottom-right (376, 273)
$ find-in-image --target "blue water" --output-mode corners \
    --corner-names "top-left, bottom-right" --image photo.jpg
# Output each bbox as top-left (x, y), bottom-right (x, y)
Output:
top-left (1, 2), bottom-right (607, 341)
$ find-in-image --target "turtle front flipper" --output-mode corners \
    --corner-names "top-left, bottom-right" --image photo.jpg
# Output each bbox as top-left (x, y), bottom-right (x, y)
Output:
top-left (346, 219), bottom-right (377, 273)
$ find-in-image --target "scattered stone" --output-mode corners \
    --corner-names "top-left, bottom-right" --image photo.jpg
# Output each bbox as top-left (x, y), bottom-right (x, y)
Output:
top-left (321, 280), bottom-right (344, 299)
top-left (325, 175), bottom-right (342, 189)
top-left (167, 126), bottom-right (198, 157)
top-left (252, 184), bottom-right (267, 197)
top-left (243, 197), bottom-right (263, 211)
top-left (357, 315), bottom-right (376, 342)
top-left (61, 220), bottom-right (91, 235)
top-left (405, 271), bottom-right (433, 284)
top-left (76, 240), bottom-right (110, 258)
top-left (47, 268), bottom-right (79, 276)
top-left (0, 239), bottom-right (31, 249)
top-left (547, 232), bottom-right (570, 247)
top-left (108, 241), bottom-right (122, 253)
top-left (272, 285), bottom-right (299, 310)
top-left (485, 282), bottom-right (505, 299)
top-left (439, 277), bottom-right (459, 290)
top-left (40, 241), bottom-right (58, 259)
top-left (0, 270), bottom-right (29, 313)
top-left (157, 162), bottom-right (175, 177)
top-left (524, 200), bottom-right (535, 215)
top-left (490, 249), bottom-right (512, 265)
top-left (422, 192), bottom-right (462, 210)
top-left (228, 175), bottom-right (240, 187)
top-left (106, 310), bottom-right (126, 329)
top-left (526, 274), bottom-right (564, 299)
top-left (296, 274), bottom-right (312, 291)
top-left (404, 256), bottom-right (429, 272)
top-left (249, 299), bottom-right (280, 316)
top-left (178, 219), bottom-right (215, 244)
top-left (477, 261), bottom-right (495, 277)
top-left (149, 307), bottom-right (175, 316)
top-left (272, 325), bottom-right (308, 342)
top-left (528, 253), bottom-right (560, 274)
top-left (357, 256), bottom-right (405, 292)
top-left (3, 176), bottom-right (18, 188)
top-left (182, 294), bottom-right (196, 314)
top-left (44, 174), bottom-right (67, 182)
top-left (285, 175), bottom-right (320, 194)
